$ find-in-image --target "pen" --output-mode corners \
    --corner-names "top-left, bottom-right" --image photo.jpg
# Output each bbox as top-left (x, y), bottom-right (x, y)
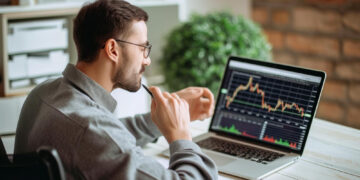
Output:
top-left (142, 84), bottom-right (154, 98)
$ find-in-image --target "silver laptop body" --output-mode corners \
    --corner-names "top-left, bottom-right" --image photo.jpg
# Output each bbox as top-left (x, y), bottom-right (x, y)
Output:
top-left (163, 56), bottom-right (326, 180)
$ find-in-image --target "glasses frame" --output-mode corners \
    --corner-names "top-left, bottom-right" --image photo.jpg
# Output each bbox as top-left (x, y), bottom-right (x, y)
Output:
top-left (114, 39), bottom-right (152, 58)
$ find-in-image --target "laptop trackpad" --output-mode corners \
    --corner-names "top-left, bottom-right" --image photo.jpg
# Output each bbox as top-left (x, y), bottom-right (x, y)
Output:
top-left (205, 151), bottom-right (236, 167)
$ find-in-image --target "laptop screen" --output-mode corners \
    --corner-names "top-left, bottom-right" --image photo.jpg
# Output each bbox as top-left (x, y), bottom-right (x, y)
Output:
top-left (210, 56), bottom-right (326, 153)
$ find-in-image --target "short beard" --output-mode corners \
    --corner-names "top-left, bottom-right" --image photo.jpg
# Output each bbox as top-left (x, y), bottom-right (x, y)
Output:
top-left (112, 69), bottom-right (142, 92)
top-left (111, 51), bottom-right (142, 92)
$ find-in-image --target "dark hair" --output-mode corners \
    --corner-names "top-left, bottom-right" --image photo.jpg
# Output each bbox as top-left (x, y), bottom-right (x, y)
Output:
top-left (73, 0), bottom-right (148, 62)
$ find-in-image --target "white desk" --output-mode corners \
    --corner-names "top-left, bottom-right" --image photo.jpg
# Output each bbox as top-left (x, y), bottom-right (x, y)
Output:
top-left (2, 117), bottom-right (359, 179)
top-left (142, 118), bottom-right (360, 179)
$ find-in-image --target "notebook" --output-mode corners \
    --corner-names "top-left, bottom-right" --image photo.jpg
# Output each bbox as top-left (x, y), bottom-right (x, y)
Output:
top-left (162, 56), bottom-right (326, 179)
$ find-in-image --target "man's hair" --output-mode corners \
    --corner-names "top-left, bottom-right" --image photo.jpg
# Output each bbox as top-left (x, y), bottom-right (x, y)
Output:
top-left (73, 0), bottom-right (148, 62)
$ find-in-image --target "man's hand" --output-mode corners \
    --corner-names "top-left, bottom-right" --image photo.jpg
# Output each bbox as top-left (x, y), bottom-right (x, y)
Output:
top-left (149, 86), bottom-right (192, 144)
top-left (176, 87), bottom-right (215, 121)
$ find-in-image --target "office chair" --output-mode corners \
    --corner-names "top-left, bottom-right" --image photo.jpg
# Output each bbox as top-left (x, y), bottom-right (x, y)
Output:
top-left (0, 138), bottom-right (66, 180)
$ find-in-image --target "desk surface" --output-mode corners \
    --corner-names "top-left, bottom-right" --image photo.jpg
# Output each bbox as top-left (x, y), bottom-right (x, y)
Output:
top-left (142, 118), bottom-right (360, 179)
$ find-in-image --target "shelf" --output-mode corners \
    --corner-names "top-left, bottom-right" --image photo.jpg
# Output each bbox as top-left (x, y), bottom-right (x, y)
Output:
top-left (8, 48), bottom-right (67, 56)
top-left (1, 15), bottom-right (72, 96)
top-left (0, 0), bottom-right (180, 14)
top-left (9, 73), bottom-right (61, 82)
top-left (0, 2), bottom-right (85, 14)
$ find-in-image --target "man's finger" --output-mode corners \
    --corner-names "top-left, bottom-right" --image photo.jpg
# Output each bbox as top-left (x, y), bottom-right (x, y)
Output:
top-left (163, 92), bottom-right (172, 99)
top-left (200, 97), bottom-right (210, 103)
top-left (151, 98), bottom-right (156, 112)
top-left (188, 87), bottom-right (203, 98)
top-left (171, 93), bottom-right (181, 102)
top-left (200, 97), bottom-right (214, 117)
top-left (200, 95), bottom-right (212, 108)
top-left (202, 88), bottom-right (214, 105)
top-left (149, 86), bottom-right (165, 104)
top-left (177, 87), bottom-right (203, 99)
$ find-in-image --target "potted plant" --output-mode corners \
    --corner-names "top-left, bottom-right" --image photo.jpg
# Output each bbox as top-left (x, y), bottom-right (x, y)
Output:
top-left (160, 12), bottom-right (272, 94)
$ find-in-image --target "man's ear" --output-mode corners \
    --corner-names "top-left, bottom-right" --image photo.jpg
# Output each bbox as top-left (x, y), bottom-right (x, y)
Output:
top-left (104, 39), bottom-right (120, 64)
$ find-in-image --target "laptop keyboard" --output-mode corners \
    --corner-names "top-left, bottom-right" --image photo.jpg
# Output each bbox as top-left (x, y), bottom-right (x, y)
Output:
top-left (196, 137), bottom-right (284, 164)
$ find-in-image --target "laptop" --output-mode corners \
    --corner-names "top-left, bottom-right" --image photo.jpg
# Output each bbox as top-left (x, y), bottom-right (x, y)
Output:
top-left (162, 56), bottom-right (326, 179)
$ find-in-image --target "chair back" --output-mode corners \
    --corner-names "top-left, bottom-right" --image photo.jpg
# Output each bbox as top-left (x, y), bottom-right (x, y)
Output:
top-left (37, 147), bottom-right (66, 180)
top-left (0, 145), bottom-right (66, 180)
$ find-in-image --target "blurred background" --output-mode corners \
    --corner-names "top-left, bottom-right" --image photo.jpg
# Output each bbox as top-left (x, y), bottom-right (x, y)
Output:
top-left (0, 0), bottom-right (359, 153)
top-left (251, 0), bottom-right (360, 130)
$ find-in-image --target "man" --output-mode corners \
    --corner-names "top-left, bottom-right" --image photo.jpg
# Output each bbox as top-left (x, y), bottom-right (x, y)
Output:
top-left (14, 0), bottom-right (218, 179)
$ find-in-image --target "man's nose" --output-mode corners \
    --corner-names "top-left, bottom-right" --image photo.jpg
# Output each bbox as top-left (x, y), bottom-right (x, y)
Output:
top-left (144, 57), bottom-right (151, 66)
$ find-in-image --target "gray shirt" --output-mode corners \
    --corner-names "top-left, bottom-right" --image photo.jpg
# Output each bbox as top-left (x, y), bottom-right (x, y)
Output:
top-left (14, 64), bottom-right (217, 180)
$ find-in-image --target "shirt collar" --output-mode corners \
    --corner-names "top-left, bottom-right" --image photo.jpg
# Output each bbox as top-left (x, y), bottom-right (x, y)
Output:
top-left (62, 64), bottom-right (117, 113)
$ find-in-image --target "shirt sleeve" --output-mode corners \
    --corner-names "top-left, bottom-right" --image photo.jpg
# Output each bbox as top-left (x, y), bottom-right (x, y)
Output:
top-left (119, 112), bottom-right (162, 147)
top-left (74, 119), bottom-right (218, 180)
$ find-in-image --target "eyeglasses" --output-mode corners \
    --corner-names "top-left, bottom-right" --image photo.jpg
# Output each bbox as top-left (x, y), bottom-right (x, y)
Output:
top-left (115, 39), bottom-right (152, 58)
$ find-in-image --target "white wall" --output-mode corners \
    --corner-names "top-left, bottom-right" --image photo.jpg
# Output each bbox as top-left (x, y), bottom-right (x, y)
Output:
top-left (0, 96), bottom-right (26, 154)
top-left (142, 5), bottom-right (180, 83)
top-left (111, 78), bottom-right (151, 118)
top-left (180, 0), bottom-right (251, 21)
top-left (0, 96), bottom-right (26, 134)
